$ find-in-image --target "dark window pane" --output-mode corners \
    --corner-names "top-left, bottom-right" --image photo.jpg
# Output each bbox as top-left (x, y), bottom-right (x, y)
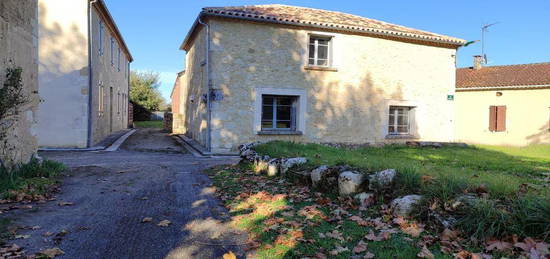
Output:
top-left (317, 38), bottom-right (329, 46)
top-left (277, 97), bottom-right (293, 106)
top-left (389, 114), bottom-right (395, 125)
top-left (262, 105), bottom-right (273, 120)
top-left (308, 58), bottom-right (315, 65)
top-left (277, 106), bottom-right (292, 121)
top-left (397, 115), bottom-right (405, 125)
top-left (262, 121), bottom-right (273, 129)
top-left (262, 96), bottom-right (274, 105)
top-left (389, 126), bottom-right (395, 133)
top-left (318, 45), bottom-right (328, 59)
top-left (309, 38), bottom-right (315, 44)
top-left (309, 44), bottom-right (315, 59)
top-left (276, 121), bottom-right (291, 129)
top-left (397, 126), bottom-right (408, 133)
top-left (317, 59), bottom-right (328, 66)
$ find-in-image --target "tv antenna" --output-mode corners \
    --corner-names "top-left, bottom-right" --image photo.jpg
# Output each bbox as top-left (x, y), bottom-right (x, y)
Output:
top-left (481, 22), bottom-right (499, 64)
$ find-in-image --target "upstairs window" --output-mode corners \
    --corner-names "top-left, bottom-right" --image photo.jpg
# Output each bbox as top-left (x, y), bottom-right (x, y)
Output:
top-left (110, 37), bottom-right (115, 66)
top-left (261, 95), bottom-right (298, 131)
top-left (489, 106), bottom-right (506, 132)
top-left (117, 48), bottom-right (121, 71)
top-left (308, 35), bottom-right (332, 67)
top-left (98, 21), bottom-right (104, 56)
top-left (388, 106), bottom-right (412, 135)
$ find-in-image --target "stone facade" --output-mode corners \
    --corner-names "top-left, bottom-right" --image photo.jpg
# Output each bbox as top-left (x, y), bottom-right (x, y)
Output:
top-left (36, 0), bottom-right (131, 148)
top-left (0, 0), bottom-right (39, 168)
top-left (177, 17), bottom-right (459, 154)
top-left (455, 88), bottom-right (550, 146)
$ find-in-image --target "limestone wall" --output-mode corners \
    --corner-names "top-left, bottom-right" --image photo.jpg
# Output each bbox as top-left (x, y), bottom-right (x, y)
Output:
top-left (455, 88), bottom-right (550, 146)
top-left (199, 18), bottom-right (457, 153)
top-left (89, 7), bottom-right (130, 145)
top-left (180, 26), bottom-right (208, 146)
top-left (0, 0), bottom-right (39, 168)
top-left (36, 0), bottom-right (90, 148)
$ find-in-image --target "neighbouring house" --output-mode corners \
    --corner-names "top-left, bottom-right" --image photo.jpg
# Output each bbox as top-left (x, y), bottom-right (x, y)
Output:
top-left (36, 0), bottom-right (132, 148)
top-left (0, 0), bottom-right (39, 168)
top-left (455, 57), bottom-right (550, 146)
top-left (171, 70), bottom-right (186, 134)
top-left (172, 4), bottom-right (466, 154)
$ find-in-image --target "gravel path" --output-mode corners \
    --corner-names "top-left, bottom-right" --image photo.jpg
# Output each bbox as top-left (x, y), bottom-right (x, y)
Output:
top-left (4, 128), bottom-right (246, 259)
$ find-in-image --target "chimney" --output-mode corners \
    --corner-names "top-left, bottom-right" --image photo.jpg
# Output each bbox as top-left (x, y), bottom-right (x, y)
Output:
top-left (473, 55), bottom-right (484, 70)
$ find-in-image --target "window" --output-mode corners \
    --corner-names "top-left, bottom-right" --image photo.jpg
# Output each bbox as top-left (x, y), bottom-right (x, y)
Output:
top-left (110, 37), bottom-right (115, 66)
top-left (308, 35), bottom-right (332, 67)
top-left (261, 95), bottom-right (298, 130)
top-left (117, 92), bottom-right (121, 114)
top-left (98, 83), bottom-right (104, 115)
top-left (98, 21), bottom-right (104, 56)
top-left (388, 106), bottom-right (412, 134)
top-left (117, 48), bottom-right (121, 71)
top-left (489, 106), bottom-right (506, 132)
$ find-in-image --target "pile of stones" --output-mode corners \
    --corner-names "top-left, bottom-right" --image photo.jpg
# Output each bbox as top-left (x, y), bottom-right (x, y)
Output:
top-left (238, 142), bottom-right (424, 217)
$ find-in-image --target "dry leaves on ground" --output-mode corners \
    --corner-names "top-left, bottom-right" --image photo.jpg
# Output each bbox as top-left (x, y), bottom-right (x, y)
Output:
top-left (222, 251), bottom-right (237, 259)
top-left (57, 201), bottom-right (73, 206)
top-left (142, 217), bottom-right (153, 223)
top-left (352, 240), bottom-right (368, 254)
top-left (38, 247), bottom-right (65, 258)
top-left (157, 220), bottom-right (171, 227)
top-left (417, 245), bottom-right (435, 259)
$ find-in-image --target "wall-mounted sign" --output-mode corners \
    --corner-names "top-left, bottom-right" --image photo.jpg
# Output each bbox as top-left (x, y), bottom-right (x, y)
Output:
top-left (447, 94), bottom-right (454, 101)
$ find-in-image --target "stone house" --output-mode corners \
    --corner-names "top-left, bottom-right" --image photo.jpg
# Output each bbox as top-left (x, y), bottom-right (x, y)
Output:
top-left (455, 57), bottom-right (550, 146)
top-left (36, 0), bottom-right (132, 148)
top-left (172, 4), bottom-right (465, 154)
top-left (0, 0), bottom-right (39, 168)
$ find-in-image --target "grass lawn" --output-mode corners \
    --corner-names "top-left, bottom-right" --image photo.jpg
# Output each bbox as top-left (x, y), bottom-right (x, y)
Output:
top-left (207, 142), bottom-right (549, 258)
top-left (134, 120), bottom-right (163, 128)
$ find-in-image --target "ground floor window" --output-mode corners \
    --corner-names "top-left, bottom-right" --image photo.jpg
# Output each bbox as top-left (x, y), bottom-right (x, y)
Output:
top-left (388, 106), bottom-right (412, 134)
top-left (261, 95), bottom-right (297, 130)
top-left (489, 105), bottom-right (506, 132)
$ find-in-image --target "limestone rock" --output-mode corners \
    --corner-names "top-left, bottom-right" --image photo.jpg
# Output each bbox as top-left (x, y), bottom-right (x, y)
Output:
top-left (354, 192), bottom-right (375, 207)
top-left (267, 159), bottom-right (280, 177)
top-left (280, 157), bottom-right (307, 174)
top-left (368, 169), bottom-right (396, 191)
top-left (338, 171), bottom-right (365, 196)
top-left (310, 165), bottom-right (329, 187)
top-left (391, 195), bottom-right (423, 217)
top-left (253, 155), bottom-right (270, 174)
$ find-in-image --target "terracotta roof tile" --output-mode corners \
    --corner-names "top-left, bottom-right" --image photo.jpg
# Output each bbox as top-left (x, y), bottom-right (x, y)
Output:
top-left (456, 62), bottom-right (550, 89)
top-left (201, 4), bottom-right (465, 45)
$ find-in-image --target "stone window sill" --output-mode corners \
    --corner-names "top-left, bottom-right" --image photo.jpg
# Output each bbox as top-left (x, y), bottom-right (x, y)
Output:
top-left (385, 134), bottom-right (419, 139)
top-left (257, 130), bottom-right (303, 135)
top-left (304, 66), bottom-right (338, 72)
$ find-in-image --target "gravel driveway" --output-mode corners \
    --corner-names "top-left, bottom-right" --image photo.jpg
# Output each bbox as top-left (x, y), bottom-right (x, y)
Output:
top-left (4, 128), bottom-right (246, 259)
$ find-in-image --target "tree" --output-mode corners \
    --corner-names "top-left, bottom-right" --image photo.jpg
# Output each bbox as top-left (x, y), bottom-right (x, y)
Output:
top-left (129, 71), bottom-right (165, 111)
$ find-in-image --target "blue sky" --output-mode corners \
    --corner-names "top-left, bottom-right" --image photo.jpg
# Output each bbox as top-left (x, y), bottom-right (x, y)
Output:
top-left (104, 0), bottom-right (550, 102)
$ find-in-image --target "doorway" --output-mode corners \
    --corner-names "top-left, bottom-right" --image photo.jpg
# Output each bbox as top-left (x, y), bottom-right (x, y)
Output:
top-left (109, 87), bottom-right (113, 132)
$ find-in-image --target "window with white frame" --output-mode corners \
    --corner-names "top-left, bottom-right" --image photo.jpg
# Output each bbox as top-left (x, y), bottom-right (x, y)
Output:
top-left (98, 84), bottom-right (104, 115)
top-left (117, 48), bottom-right (121, 71)
top-left (98, 20), bottom-right (104, 56)
top-left (110, 37), bottom-right (115, 66)
top-left (388, 106), bottom-right (412, 134)
top-left (261, 95), bottom-right (298, 130)
top-left (308, 35), bottom-right (332, 67)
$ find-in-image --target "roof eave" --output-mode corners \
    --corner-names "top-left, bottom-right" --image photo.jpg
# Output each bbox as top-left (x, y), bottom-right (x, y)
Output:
top-left (456, 84), bottom-right (550, 91)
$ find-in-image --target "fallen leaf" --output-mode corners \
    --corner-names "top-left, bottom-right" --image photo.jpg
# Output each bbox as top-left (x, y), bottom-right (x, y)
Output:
top-left (329, 246), bottom-right (349, 256)
top-left (38, 247), bottom-right (64, 258)
top-left (58, 201), bottom-right (73, 206)
top-left (417, 245), bottom-right (434, 259)
top-left (14, 234), bottom-right (30, 239)
top-left (142, 217), bottom-right (153, 223)
top-left (353, 240), bottom-right (368, 254)
top-left (43, 231), bottom-right (54, 237)
top-left (315, 252), bottom-right (327, 259)
top-left (157, 220), bottom-right (171, 227)
top-left (401, 223), bottom-right (424, 237)
top-left (222, 251), bottom-right (237, 259)
top-left (440, 228), bottom-right (459, 241)
top-left (363, 252), bottom-right (375, 259)
top-left (485, 239), bottom-right (512, 252)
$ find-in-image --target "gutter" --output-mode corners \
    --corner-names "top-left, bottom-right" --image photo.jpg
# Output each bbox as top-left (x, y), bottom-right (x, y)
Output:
top-left (456, 84), bottom-right (550, 91)
top-left (87, 0), bottom-right (98, 147)
top-left (197, 16), bottom-right (212, 152)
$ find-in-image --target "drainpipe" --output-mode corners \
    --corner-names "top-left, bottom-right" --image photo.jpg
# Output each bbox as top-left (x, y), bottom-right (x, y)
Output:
top-left (197, 15), bottom-right (212, 152)
top-left (86, 0), bottom-right (97, 147)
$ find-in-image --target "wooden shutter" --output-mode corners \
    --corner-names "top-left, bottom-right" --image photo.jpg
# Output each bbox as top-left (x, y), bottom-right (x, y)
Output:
top-left (489, 106), bottom-right (497, 131)
top-left (496, 106), bottom-right (506, 132)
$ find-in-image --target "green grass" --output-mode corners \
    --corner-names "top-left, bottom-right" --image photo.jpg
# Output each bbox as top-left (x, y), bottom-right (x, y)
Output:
top-left (253, 141), bottom-right (550, 241)
top-left (0, 159), bottom-right (65, 199)
top-left (134, 120), bottom-right (163, 128)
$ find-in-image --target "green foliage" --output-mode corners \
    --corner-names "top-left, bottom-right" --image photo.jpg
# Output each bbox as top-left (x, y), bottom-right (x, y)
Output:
top-left (129, 71), bottom-right (165, 112)
top-left (0, 159), bottom-right (65, 198)
top-left (134, 120), bottom-right (163, 128)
